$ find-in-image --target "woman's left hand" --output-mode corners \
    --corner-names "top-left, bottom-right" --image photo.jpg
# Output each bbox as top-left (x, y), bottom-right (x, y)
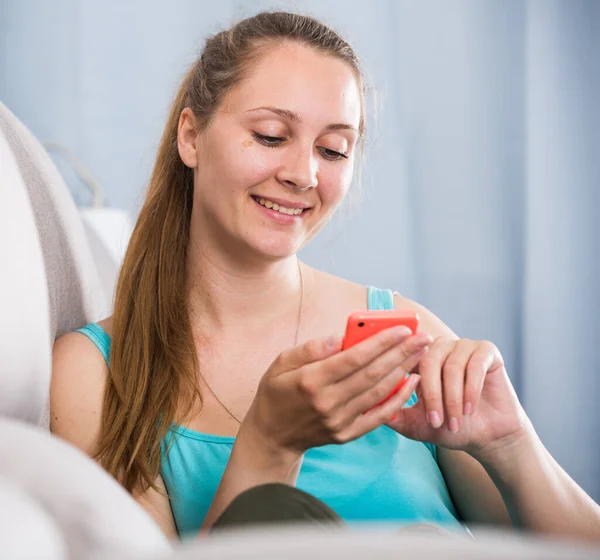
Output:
top-left (385, 337), bottom-right (531, 458)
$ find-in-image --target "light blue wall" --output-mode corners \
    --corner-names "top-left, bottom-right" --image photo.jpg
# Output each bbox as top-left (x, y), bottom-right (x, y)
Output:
top-left (0, 0), bottom-right (532, 300)
top-left (0, 0), bottom-right (235, 209)
top-left (522, 0), bottom-right (600, 487)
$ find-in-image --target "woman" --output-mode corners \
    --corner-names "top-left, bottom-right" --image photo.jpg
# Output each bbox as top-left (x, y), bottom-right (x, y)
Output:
top-left (50, 11), bottom-right (600, 541)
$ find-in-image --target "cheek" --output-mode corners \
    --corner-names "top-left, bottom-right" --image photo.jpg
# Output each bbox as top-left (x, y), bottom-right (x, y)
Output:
top-left (197, 137), bottom-right (276, 194)
top-left (318, 165), bottom-right (353, 207)
top-left (221, 143), bottom-right (276, 189)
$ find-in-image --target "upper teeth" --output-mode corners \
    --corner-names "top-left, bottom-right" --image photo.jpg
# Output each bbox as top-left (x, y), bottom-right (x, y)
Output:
top-left (257, 198), bottom-right (305, 215)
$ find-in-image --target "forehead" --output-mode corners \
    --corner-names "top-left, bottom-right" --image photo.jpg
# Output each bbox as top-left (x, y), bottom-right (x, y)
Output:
top-left (223, 43), bottom-right (362, 129)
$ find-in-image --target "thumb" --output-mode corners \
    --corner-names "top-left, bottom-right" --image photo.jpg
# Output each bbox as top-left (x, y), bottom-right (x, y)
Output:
top-left (385, 399), bottom-right (431, 442)
top-left (271, 334), bottom-right (343, 375)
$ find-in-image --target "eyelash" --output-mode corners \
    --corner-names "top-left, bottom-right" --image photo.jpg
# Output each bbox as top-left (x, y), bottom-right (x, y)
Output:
top-left (251, 132), bottom-right (349, 161)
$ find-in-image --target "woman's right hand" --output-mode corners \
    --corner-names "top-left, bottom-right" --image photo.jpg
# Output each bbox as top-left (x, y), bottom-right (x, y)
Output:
top-left (203, 326), bottom-right (431, 529)
top-left (241, 326), bottom-right (432, 457)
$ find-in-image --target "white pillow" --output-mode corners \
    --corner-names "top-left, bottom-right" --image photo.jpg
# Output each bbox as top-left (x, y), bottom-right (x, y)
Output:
top-left (0, 121), bottom-right (51, 425)
top-left (0, 476), bottom-right (66, 560)
top-left (152, 525), bottom-right (600, 560)
top-left (0, 418), bottom-right (171, 560)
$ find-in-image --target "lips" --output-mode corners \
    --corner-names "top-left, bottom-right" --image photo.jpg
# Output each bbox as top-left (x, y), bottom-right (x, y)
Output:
top-left (251, 195), bottom-right (312, 216)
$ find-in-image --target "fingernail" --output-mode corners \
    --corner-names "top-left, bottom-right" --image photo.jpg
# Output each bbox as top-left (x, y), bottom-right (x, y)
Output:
top-left (416, 333), bottom-right (433, 346)
top-left (449, 417), bottom-right (460, 433)
top-left (388, 412), bottom-right (399, 423)
top-left (464, 402), bottom-right (473, 415)
top-left (428, 410), bottom-right (442, 429)
top-left (393, 326), bottom-right (413, 339)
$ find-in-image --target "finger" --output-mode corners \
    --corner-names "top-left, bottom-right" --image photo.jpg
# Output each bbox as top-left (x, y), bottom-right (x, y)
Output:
top-left (463, 341), bottom-right (498, 415)
top-left (442, 339), bottom-right (475, 433)
top-left (320, 325), bottom-right (423, 385)
top-left (418, 337), bottom-right (455, 429)
top-left (272, 334), bottom-right (343, 375)
top-left (335, 338), bottom-right (429, 418)
top-left (385, 394), bottom-right (429, 440)
top-left (415, 380), bottom-right (424, 399)
top-left (334, 374), bottom-right (422, 443)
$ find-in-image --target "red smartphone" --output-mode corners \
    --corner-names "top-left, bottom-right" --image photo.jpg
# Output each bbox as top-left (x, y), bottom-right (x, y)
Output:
top-left (342, 310), bottom-right (420, 410)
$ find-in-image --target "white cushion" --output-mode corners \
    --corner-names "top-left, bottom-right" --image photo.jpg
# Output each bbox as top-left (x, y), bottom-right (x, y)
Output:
top-left (157, 526), bottom-right (600, 560)
top-left (0, 122), bottom-right (51, 425)
top-left (79, 207), bottom-right (133, 312)
top-left (0, 476), bottom-right (67, 560)
top-left (0, 100), bottom-right (109, 429)
top-left (0, 101), bottom-right (108, 340)
top-left (0, 418), bottom-right (171, 560)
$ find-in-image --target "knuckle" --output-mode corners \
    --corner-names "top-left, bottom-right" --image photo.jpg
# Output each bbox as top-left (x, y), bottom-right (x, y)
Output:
top-left (323, 415), bottom-right (344, 434)
top-left (444, 397), bottom-right (462, 410)
top-left (376, 407), bottom-right (393, 424)
top-left (298, 374), bottom-right (317, 397)
top-left (345, 352), bottom-right (364, 371)
top-left (394, 343), bottom-right (412, 360)
top-left (482, 340), bottom-right (498, 353)
top-left (418, 354), bottom-right (436, 367)
top-left (330, 430), bottom-right (350, 445)
top-left (270, 352), bottom-right (286, 370)
top-left (313, 395), bottom-right (335, 416)
top-left (443, 360), bottom-right (463, 376)
top-left (364, 365), bottom-right (381, 384)
top-left (371, 383), bottom-right (389, 403)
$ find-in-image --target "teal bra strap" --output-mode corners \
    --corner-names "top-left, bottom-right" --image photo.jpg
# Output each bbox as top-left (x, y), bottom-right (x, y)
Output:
top-left (367, 286), bottom-right (395, 311)
top-left (76, 323), bottom-right (111, 367)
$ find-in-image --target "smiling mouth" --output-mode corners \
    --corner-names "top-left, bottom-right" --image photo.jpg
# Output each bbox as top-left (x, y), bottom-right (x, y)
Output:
top-left (251, 195), bottom-right (310, 216)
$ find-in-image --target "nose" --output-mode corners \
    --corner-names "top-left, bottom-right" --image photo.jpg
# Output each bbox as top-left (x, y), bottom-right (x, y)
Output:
top-left (276, 143), bottom-right (318, 191)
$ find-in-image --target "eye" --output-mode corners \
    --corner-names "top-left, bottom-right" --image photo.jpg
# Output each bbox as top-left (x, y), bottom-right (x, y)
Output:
top-left (252, 132), bottom-right (285, 146)
top-left (319, 147), bottom-right (349, 161)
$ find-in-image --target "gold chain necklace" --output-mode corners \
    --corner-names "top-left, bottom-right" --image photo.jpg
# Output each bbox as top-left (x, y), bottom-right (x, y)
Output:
top-left (200, 260), bottom-right (304, 424)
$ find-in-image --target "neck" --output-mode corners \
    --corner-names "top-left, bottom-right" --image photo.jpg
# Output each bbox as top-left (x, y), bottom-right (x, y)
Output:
top-left (186, 239), bottom-right (303, 337)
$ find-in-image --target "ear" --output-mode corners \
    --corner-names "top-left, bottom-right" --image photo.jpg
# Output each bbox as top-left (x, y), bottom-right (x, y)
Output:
top-left (177, 108), bottom-right (199, 168)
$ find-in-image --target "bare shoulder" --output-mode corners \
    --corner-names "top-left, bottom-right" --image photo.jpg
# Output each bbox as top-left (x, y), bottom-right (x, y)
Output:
top-left (393, 294), bottom-right (458, 339)
top-left (309, 265), bottom-right (459, 340)
top-left (309, 267), bottom-right (368, 309)
top-left (306, 267), bottom-right (369, 334)
top-left (50, 316), bottom-right (113, 456)
top-left (97, 316), bottom-right (114, 337)
top-left (307, 266), bottom-right (459, 334)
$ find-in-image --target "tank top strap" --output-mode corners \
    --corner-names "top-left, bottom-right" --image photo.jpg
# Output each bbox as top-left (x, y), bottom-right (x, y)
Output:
top-left (76, 323), bottom-right (111, 367)
top-left (367, 286), bottom-right (396, 311)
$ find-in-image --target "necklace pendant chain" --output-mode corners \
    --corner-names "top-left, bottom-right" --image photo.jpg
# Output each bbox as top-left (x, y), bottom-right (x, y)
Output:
top-left (202, 260), bottom-right (304, 424)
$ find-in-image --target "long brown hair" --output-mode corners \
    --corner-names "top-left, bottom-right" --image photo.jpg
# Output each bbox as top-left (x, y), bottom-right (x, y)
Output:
top-left (95, 11), bottom-right (367, 495)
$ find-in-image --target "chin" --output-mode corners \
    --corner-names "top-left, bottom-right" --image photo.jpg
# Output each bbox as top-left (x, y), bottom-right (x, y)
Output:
top-left (249, 236), bottom-right (302, 260)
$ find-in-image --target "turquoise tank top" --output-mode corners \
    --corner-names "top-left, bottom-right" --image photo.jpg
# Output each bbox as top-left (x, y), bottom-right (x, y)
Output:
top-left (77, 287), bottom-right (464, 538)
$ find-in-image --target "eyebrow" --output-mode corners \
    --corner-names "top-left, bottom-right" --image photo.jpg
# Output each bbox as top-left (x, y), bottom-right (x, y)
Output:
top-left (246, 106), bottom-right (358, 133)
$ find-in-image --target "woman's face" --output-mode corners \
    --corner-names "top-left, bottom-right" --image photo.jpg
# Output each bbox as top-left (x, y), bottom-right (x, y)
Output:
top-left (180, 42), bottom-right (362, 260)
